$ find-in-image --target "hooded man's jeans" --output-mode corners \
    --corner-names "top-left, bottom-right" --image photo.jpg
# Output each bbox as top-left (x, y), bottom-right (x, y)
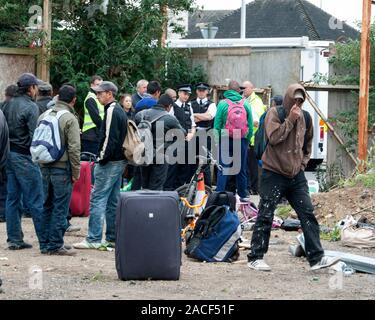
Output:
top-left (248, 169), bottom-right (324, 266)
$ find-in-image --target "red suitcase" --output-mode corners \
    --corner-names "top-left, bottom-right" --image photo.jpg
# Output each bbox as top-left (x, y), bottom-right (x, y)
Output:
top-left (70, 161), bottom-right (93, 217)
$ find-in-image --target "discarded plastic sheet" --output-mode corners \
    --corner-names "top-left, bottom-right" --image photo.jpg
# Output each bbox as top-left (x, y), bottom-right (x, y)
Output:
top-left (324, 250), bottom-right (375, 275)
top-left (296, 233), bottom-right (375, 274)
top-left (341, 225), bottom-right (375, 249)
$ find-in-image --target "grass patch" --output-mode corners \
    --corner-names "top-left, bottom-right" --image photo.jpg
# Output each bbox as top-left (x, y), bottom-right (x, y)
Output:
top-left (354, 172), bottom-right (375, 188)
top-left (275, 205), bottom-right (293, 220)
top-left (320, 226), bottom-right (341, 242)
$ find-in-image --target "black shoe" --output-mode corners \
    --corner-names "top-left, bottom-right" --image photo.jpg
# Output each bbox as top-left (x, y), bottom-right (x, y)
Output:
top-left (8, 242), bottom-right (33, 250)
top-left (0, 217), bottom-right (5, 223)
top-left (64, 244), bottom-right (72, 250)
top-left (49, 247), bottom-right (76, 256)
top-left (40, 249), bottom-right (49, 255)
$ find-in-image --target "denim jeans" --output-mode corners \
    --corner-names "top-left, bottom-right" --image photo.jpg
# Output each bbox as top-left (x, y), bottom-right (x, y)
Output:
top-left (40, 167), bottom-right (73, 252)
top-left (216, 138), bottom-right (248, 198)
top-left (5, 152), bottom-right (44, 246)
top-left (248, 169), bottom-right (324, 266)
top-left (87, 160), bottom-right (126, 243)
top-left (0, 174), bottom-right (7, 221)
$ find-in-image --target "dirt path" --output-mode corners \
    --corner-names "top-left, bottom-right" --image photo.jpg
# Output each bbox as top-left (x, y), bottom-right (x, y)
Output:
top-left (0, 216), bottom-right (374, 300)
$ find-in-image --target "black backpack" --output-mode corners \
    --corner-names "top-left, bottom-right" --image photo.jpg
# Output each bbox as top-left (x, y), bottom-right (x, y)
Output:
top-left (205, 191), bottom-right (236, 212)
top-left (254, 106), bottom-right (312, 161)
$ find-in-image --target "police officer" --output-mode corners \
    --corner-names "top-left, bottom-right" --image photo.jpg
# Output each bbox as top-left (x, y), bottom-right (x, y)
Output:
top-left (81, 75), bottom-right (104, 156)
top-left (164, 84), bottom-right (196, 190)
top-left (191, 82), bottom-right (216, 186)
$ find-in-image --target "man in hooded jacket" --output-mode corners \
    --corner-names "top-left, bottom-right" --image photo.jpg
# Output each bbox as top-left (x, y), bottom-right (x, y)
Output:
top-left (247, 84), bottom-right (340, 272)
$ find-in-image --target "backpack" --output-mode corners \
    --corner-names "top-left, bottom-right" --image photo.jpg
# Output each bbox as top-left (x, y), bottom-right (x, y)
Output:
top-left (224, 99), bottom-right (249, 139)
top-left (123, 120), bottom-right (145, 166)
top-left (254, 106), bottom-right (312, 161)
top-left (205, 191), bottom-right (237, 212)
top-left (185, 205), bottom-right (241, 263)
top-left (131, 111), bottom-right (168, 166)
top-left (30, 109), bottom-right (69, 164)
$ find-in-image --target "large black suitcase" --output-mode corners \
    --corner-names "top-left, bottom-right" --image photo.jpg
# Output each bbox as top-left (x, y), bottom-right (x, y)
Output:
top-left (115, 191), bottom-right (181, 280)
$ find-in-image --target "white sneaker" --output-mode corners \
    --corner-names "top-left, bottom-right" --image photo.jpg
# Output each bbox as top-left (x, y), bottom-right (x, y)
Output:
top-left (248, 259), bottom-right (271, 271)
top-left (310, 256), bottom-right (341, 271)
top-left (66, 225), bottom-right (81, 233)
top-left (73, 240), bottom-right (102, 250)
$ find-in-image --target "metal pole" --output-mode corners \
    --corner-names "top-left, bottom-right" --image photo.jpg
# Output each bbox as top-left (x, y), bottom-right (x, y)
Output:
top-left (358, 0), bottom-right (372, 171)
top-left (41, 0), bottom-right (51, 82)
top-left (241, 0), bottom-right (246, 39)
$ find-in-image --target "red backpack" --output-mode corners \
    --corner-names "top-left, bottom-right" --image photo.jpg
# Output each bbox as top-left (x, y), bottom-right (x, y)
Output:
top-left (224, 99), bottom-right (249, 138)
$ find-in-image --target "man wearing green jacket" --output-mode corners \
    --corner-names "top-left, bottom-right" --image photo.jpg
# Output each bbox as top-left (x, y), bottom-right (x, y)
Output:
top-left (214, 80), bottom-right (253, 202)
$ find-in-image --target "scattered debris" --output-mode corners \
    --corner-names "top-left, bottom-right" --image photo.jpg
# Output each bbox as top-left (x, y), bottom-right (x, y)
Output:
top-left (329, 261), bottom-right (355, 276)
top-left (324, 250), bottom-right (375, 275)
top-left (288, 245), bottom-right (306, 257)
top-left (338, 215), bottom-right (375, 249)
top-left (280, 219), bottom-right (301, 231)
top-left (0, 257), bottom-right (8, 261)
top-left (294, 233), bottom-right (375, 274)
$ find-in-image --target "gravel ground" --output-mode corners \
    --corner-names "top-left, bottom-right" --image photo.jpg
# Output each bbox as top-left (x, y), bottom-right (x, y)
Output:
top-left (0, 215), bottom-right (374, 300)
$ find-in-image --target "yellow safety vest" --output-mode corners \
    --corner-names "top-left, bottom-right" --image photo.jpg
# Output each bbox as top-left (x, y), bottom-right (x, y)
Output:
top-left (247, 92), bottom-right (267, 146)
top-left (82, 91), bottom-right (104, 133)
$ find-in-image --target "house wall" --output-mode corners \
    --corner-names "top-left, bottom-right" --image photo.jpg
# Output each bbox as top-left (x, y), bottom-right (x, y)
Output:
top-left (327, 90), bottom-right (358, 177)
top-left (0, 48), bottom-right (38, 101)
top-left (190, 47), bottom-right (301, 96)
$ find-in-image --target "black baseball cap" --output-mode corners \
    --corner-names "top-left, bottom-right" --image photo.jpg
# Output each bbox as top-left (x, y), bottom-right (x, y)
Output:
top-left (17, 73), bottom-right (43, 88)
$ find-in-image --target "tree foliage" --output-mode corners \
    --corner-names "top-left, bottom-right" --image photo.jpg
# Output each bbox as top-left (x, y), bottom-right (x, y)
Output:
top-left (328, 23), bottom-right (375, 152)
top-left (0, 0), bottom-right (207, 112)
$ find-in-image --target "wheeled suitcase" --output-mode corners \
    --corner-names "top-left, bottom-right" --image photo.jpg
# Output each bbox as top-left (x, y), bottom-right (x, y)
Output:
top-left (69, 161), bottom-right (93, 217)
top-left (115, 191), bottom-right (181, 280)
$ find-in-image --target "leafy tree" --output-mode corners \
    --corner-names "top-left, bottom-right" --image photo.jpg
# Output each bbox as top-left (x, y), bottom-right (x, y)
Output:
top-left (328, 23), bottom-right (375, 153)
top-left (0, 0), bottom-right (207, 119)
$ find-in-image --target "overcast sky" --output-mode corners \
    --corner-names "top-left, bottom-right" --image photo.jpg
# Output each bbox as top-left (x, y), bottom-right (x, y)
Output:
top-left (194, 0), bottom-right (369, 29)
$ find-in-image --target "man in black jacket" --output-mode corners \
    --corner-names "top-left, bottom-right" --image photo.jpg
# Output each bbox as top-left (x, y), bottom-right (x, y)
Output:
top-left (135, 94), bottom-right (186, 190)
top-left (1, 73), bottom-right (44, 250)
top-left (0, 84), bottom-right (16, 223)
top-left (74, 81), bottom-right (127, 250)
top-left (0, 109), bottom-right (9, 223)
top-left (0, 107), bottom-right (8, 291)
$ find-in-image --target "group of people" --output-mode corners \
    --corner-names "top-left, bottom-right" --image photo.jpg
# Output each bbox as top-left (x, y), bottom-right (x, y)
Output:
top-left (0, 72), bottom-right (339, 272)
